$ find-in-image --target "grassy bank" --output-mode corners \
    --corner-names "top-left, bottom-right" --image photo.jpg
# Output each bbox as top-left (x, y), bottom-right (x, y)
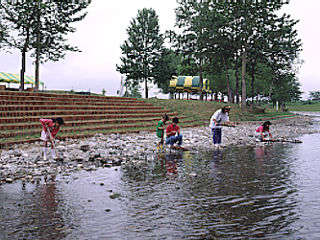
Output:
top-left (287, 102), bottom-right (320, 112)
top-left (143, 98), bottom-right (293, 122)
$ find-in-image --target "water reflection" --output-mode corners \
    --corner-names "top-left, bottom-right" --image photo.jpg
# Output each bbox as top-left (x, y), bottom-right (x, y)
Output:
top-left (1, 130), bottom-right (320, 239)
top-left (0, 175), bottom-right (68, 240)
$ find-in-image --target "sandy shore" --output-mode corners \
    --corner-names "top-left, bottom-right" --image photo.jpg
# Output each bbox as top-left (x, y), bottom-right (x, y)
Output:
top-left (0, 115), bottom-right (318, 184)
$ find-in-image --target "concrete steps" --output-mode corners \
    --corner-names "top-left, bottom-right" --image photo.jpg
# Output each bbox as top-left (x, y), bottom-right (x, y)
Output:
top-left (0, 90), bottom-right (206, 148)
top-left (0, 122), bottom-right (207, 149)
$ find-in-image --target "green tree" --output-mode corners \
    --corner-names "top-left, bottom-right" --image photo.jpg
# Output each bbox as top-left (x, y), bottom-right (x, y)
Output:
top-left (122, 78), bottom-right (142, 98)
top-left (1, 0), bottom-right (37, 90)
top-left (1, 0), bottom-right (91, 90)
top-left (270, 73), bottom-right (302, 109)
top-left (32, 0), bottom-right (91, 90)
top-left (153, 48), bottom-right (180, 94)
top-left (175, 0), bottom-right (212, 100)
top-left (117, 8), bottom-right (164, 99)
top-left (309, 91), bottom-right (320, 100)
top-left (0, 8), bottom-right (9, 49)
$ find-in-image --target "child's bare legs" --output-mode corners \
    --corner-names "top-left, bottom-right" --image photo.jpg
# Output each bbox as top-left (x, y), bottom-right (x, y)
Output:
top-left (50, 144), bottom-right (57, 159)
top-left (42, 141), bottom-right (48, 160)
top-left (157, 137), bottom-right (164, 151)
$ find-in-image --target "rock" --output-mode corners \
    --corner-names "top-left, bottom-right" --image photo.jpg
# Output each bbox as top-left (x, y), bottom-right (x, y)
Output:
top-left (80, 145), bottom-right (90, 152)
top-left (5, 178), bottom-right (13, 183)
top-left (112, 159), bottom-right (122, 166)
top-left (13, 152), bottom-right (21, 157)
top-left (89, 154), bottom-right (101, 161)
top-left (109, 193), bottom-right (121, 199)
top-left (98, 158), bottom-right (108, 164)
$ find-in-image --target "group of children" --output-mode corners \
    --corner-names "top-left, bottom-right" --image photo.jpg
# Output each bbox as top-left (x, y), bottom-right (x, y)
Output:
top-left (39, 106), bottom-right (273, 160)
top-left (156, 105), bottom-right (273, 150)
top-left (156, 114), bottom-right (183, 150)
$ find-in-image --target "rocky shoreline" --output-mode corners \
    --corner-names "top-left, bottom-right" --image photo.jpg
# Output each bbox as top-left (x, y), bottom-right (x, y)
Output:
top-left (0, 115), bottom-right (318, 184)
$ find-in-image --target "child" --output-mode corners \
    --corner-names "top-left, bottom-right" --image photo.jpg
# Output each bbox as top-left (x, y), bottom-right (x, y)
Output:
top-left (40, 117), bottom-right (64, 160)
top-left (209, 106), bottom-right (235, 146)
top-left (156, 114), bottom-right (169, 149)
top-left (166, 117), bottom-right (183, 149)
top-left (256, 121), bottom-right (273, 142)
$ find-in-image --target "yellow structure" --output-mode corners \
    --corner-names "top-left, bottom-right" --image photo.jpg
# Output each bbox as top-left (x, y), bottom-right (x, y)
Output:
top-left (169, 76), bottom-right (211, 93)
top-left (0, 72), bottom-right (44, 87)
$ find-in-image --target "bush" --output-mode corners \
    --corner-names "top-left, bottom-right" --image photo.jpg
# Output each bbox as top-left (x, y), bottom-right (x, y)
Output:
top-left (249, 105), bottom-right (265, 114)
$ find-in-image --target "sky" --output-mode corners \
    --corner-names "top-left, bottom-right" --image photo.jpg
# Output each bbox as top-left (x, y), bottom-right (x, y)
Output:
top-left (0, 0), bottom-right (319, 98)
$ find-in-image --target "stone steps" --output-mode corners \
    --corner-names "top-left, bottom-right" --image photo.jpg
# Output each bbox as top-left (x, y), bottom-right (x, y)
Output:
top-left (0, 104), bottom-right (162, 111)
top-left (0, 121), bottom-right (207, 149)
top-left (0, 109), bottom-right (171, 117)
top-left (0, 118), bottom-right (204, 138)
top-left (0, 112), bottom-right (178, 124)
top-left (0, 100), bottom-right (153, 107)
top-left (0, 90), bottom-right (134, 100)
top-left (0, 115), bottom-right (190, 131)
top-left (0, 90), bottom-right (203, 148)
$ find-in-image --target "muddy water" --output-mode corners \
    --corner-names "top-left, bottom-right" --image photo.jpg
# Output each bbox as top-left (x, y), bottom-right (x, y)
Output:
top-left (1, 116), bottom-right (320, 240)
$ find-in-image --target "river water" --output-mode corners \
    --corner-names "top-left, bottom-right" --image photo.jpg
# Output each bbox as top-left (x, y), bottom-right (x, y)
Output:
top-left (1, 113), bottom-right (320, 240)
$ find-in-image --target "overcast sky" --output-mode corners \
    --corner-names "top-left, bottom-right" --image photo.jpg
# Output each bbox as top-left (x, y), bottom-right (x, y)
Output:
top-left (1, 0), bottom-right (319, 98)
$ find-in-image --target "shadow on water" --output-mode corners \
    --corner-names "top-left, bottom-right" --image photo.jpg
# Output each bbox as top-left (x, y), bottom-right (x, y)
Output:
top-left (0, 115), bottom-right (320, 239)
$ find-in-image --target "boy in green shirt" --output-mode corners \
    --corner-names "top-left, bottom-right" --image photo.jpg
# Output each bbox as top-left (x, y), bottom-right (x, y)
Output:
top-left (156, 114), bottom-right (169, 149)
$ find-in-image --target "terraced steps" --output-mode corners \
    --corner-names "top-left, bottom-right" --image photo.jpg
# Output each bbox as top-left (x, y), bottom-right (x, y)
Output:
top-left (0, 112), bottom-right (179, 124)
top-left (0, 90), bottom-right (206, 148)
top-left (0, 118), bottom-right (207, 138)
top-left (0, 121), bottom-right (207, 148)
top-left (0, 104), bottom-right (162, 111)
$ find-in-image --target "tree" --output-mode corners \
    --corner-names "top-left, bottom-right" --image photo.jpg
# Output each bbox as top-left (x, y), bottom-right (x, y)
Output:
top-left (153, 48), bottom-right (180, 94)
top-left (1, 0), bottom-right (91, 90)
top-left (170, 0), bottom-right (302, 105)
top-left (122, 78), bottom-right (142, 98)
top-left (175, 0), bottom-right (212, 100)
top-left (1, 0), bottom-right (37, 90)
top-left (117, 8), bottom-right (164, 99)
top-left (0, 8), bottom-right (9, 49)
top-left (32, 0), bottom-right (91, 90)
top-left (309, 91), bottom-right (320, 100)
top-left (270, 73), bottom-right (302, 109)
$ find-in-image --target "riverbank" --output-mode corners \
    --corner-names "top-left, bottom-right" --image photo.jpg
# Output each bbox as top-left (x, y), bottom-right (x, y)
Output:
top-left (0, 115), bottom-right (318, 184)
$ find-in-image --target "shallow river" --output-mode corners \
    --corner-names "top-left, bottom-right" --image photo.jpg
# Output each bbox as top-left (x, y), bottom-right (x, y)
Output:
top-left (1, 114), bottom-right (320, 240)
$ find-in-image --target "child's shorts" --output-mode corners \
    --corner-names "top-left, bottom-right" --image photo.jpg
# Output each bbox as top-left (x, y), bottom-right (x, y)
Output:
top-left (255, 132), bottom-right (268, 142)
top-left (40, 130), bottom-right (50, 141)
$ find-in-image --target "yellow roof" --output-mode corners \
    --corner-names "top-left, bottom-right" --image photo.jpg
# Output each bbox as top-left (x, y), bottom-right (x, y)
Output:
top-left (0, 72), bottom-right (44, 85)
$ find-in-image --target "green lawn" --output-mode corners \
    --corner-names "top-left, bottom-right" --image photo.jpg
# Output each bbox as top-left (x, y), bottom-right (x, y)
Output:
top-left (142, 98), bottom-right (293, 122)
top-left (287, 102), bottom-right (320, 112)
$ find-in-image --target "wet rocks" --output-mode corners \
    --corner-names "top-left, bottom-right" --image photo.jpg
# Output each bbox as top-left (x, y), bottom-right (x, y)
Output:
top-left (5, 178), bottom-right (13, 183)
top-left (0, 115), bottom-right (317, 184)
top-left (80, 144), bottom-right (90, 152)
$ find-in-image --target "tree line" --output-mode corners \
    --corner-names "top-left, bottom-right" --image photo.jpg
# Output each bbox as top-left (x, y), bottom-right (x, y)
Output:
top-left (0, 0), bottom-right (91, 90)
top-left (117, 0), bottom-right (303, 108)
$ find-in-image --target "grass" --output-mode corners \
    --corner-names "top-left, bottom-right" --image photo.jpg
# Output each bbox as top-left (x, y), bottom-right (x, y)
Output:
top-left (287, 101), bottom-right (320, 112)
top-left (143, 98), bottom-right (293, 122)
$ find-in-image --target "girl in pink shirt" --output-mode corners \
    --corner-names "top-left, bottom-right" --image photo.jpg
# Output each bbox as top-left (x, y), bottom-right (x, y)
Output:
top-left (256, 121), bottom-right (273, 141)
top-left (40, 117), bottom-right (64, 160)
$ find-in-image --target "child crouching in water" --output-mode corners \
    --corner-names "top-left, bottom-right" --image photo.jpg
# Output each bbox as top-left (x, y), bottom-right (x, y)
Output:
top-left (156, 114), bottom-right (169, 150)
top-left (256, 121), bottom-right (273, 142)
top-left (40, 117), bottom-right (64, 160)
top-left (166, 117), bottom-right (183, 149)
